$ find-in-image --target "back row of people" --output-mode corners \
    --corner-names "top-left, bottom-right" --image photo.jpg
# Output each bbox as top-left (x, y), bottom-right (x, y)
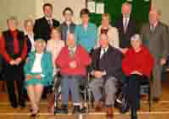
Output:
top-left (0, 2), bottom-right (168, 119)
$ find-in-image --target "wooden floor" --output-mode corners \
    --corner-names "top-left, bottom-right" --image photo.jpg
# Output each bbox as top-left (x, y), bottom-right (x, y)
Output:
top-left (0, 79), bottom-right (169, 119)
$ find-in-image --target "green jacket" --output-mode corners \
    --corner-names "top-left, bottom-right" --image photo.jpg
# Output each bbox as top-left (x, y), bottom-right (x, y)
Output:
top-left (24, 51), bottom-right (53, 86)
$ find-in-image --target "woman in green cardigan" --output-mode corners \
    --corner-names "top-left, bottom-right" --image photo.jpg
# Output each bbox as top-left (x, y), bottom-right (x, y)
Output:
top-left (24, 39), bottom-right (53, 117)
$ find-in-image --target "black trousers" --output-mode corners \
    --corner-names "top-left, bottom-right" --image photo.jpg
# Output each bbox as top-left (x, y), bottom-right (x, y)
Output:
top-left (4, 62), bottom-right (25, 107)
top-left (126, 74), bottom-right (149, 110)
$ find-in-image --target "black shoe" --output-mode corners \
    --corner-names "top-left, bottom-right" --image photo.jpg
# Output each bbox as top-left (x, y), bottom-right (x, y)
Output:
top-left (59, 105), bottom-right (68, 114)
top-left (153, 97), bottom-right (160, 103)
top-left (54, 107), bottom-right (65, 114)
top-left (19, 103), bottom-right (26, 108)
top-left (80, 107), bottom-right (86, 113)
top-left (131, 108), bottom-right (137, 119)
top-left (72, 106), bottom-right (81, 114)
top-left (11, 103), bottom-right (18, 108)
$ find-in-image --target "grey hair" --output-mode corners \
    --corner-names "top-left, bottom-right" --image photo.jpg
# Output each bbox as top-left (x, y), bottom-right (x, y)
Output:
top-left (7, 16), bottom-right (18, 25)
top-left (24, 18), bottom-right (34, 27)
top-left (131, 34), bottom-right (142, 41)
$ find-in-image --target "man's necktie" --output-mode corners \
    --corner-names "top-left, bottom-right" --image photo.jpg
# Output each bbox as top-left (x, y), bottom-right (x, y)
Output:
top-left (48, 20), bottom-right (53, 29)
top-left (124, 18), bottom-right (128, 33)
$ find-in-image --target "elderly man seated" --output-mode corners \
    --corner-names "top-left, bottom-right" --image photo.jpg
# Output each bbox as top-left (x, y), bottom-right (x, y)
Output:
top-left (56, 33), bottom-right (91, 113)
top-left (122, 34), bottom-right (154, 119)
top-left (90, 33), bottom-right (122, 118)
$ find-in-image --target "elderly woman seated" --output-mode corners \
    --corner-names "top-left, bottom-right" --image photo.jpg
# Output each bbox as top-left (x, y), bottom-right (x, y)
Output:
top-left (122, 34), bottom-right (154, 119)
top-left (24, 39), bottom-right (53, 117)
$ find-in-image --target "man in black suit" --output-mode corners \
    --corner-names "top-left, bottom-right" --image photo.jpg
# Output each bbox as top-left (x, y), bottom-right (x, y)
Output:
top-left (33, 3), bottom-right (60, 42)
top-left (115, 2), bottom-right (136, 54)
top-left (90, 34), bottom-right (122, 118)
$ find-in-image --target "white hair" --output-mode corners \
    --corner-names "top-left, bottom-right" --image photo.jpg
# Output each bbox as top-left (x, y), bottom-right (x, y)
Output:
top-left (131, 34), bottom-right (142, 41)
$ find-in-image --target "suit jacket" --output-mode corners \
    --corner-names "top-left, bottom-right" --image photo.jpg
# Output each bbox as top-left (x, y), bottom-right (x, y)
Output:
top-left (91, 46), bottom-right (123, 80)
top-left (60, 22), bottom-right (76, 41)
top-left (115, 16), bottom-right (136, 48)
top-left (33, 17), bottom-right (60, 41)
top-left (24, 51), bottom-right (53, 86)
top-left (140, 22), bottom-right (169, 59)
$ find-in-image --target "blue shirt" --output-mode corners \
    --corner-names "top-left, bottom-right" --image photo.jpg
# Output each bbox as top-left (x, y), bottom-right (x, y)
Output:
top-left (75, 23), bottom-right (97, 52)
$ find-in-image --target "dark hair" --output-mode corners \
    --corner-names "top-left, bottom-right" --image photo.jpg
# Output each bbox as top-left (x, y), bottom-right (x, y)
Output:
top-left (80, 8), bottom-right (90, 17)
top-left (43, 3), bottom-right (53, 11)
top-left (63, 7), bottom-right (73, 15)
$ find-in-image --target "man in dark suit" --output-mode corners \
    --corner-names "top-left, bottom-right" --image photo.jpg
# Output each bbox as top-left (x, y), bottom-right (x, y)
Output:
top-left (90, 34), bottom-right (122, 118)
top-left (33, 3), bottom-right (60, 42)
top-left (1, 17), bottom-right (27, 108)
top-left (115, 2), bottom-right (136, 54)
top-left (140, 8), bottom-right (169, 102)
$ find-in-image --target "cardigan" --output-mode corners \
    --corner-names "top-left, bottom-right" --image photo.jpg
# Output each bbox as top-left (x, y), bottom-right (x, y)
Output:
top-left (24, 51), bottom-right (53, 86)
top-left (75, 23), bottom-right (97, 52)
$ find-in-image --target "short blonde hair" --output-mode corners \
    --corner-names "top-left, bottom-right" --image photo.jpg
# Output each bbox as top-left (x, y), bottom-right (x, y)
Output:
top-left (24, 19), bottom-right (34, 28)
top-left (102, 13), bottom-right (111, 22)
top-left (34, 39), bottom-right (46, 48)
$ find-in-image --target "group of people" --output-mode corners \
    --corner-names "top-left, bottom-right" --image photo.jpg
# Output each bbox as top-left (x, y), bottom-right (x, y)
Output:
top-left (0, 2), bottom-right (169, 119)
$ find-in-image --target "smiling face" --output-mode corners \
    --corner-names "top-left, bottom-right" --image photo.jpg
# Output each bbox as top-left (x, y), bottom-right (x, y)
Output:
top-left (51, 28), bottom-right (60, 40)
top-left (81, 14), bottom-right (89, 25)
top-left (149, 10), bottom-right (160, 25)
top-left (35, 40), bottom-right (46, 53)
top-left (99, 34), bottom-right (109, 48)
top-left (101, 15), bottom-right (110, 28)
top-left (131, 39), bottom-right (141, 51)
top-left (64, 10), bottom-right (73, 22)
top-left (66, 33), bottom-right (76, 48)
top-left (122, 3), bottom-right (131, 17)
top-left (7, 19), bottom-right (17, 31)
top-left (24, 21), bottom-right (33, 33)
top-left (43, 6), bottom-right (52, 18)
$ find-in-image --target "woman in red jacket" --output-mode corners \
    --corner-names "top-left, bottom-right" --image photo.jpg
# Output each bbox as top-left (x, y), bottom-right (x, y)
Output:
top-left (122, 34), bottom-right (154, 119)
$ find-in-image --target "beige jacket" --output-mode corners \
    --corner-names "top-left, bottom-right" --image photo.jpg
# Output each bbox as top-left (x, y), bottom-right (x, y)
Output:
top-left (96, 25), bottom-right (119, 48)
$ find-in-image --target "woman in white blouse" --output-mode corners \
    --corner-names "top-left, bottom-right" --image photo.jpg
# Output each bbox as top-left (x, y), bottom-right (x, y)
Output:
top-left (97, 13), bottom-right (119, 48)
top-left (47, 28), bottom-right (65, 75)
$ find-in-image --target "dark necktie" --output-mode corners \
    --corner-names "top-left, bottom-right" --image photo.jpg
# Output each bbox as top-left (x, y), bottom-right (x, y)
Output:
top-left (124, 18), bottom-right (128, 33)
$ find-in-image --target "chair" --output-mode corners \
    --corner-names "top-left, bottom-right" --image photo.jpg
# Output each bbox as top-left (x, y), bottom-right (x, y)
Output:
top-left (140, 80), bottom-right (152, 112)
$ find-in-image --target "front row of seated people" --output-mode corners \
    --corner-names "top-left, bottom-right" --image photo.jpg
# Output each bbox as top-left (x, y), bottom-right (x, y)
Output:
top-left (24, 33), bottom-right (154, 119)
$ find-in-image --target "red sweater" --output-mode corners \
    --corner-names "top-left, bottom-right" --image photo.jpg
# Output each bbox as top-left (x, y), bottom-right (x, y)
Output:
top-left (56, 45), bottom-right (91, 76)
top-left (122, 45), bottom-right (154, 77)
